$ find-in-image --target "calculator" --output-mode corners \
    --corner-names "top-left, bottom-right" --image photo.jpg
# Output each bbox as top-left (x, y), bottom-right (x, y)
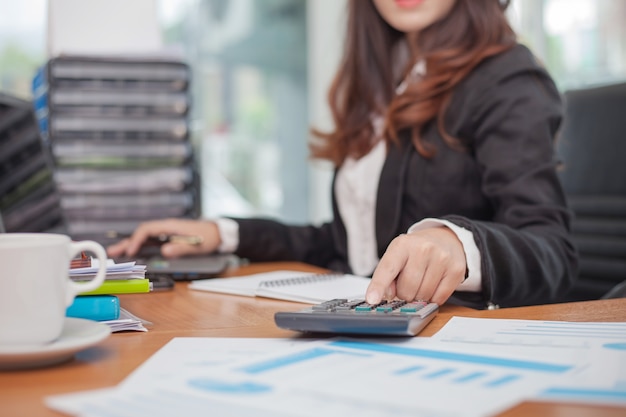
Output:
top-left (274, 299), bottom-right (439, 336)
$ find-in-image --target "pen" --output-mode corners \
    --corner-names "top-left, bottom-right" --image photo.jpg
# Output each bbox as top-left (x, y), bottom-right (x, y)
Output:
top-left (106, 231), bottom-right (204, 246)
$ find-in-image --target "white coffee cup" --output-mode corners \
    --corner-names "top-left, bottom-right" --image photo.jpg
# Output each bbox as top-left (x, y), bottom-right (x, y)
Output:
top-left (0, 233), bottom-right (108, 346)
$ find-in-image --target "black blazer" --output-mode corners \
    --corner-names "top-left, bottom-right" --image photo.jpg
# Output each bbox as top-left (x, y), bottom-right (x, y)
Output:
top-left (231, 44), bottom-right (578, 309)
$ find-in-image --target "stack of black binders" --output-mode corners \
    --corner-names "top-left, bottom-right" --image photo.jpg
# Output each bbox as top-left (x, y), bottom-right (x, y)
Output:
top-left (0, 93), bottom-right (65, 233)
top-left (32, 55), bottom-right (200, 246)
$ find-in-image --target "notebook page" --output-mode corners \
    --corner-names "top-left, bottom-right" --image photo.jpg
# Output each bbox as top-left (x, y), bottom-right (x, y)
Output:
top-left (256, 273), bottom-right (371, 304)
top-left (188, 270), bottom-right (314, 297)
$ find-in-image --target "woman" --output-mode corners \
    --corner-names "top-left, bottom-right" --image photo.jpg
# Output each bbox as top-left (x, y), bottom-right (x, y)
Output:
top-left (108, 0), bottom-right (577, 309)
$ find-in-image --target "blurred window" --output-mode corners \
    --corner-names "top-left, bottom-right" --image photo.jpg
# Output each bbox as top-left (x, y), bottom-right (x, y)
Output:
top-left (0, 0), bottom-right (46, 99)
top-left (510, 0), bottom-right (626, 89)
top-left (160, 0), bottom-right (309, 222)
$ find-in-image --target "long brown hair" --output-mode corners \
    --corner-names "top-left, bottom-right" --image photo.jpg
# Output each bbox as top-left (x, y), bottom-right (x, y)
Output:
top-left (310, 0), bottom-right (516, 165)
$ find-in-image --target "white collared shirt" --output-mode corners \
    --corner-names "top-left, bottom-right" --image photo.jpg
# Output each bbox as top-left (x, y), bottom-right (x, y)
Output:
top-left (333, 140), bottom-right (481, 292)
top-left (335, 140), bottom-right (387, 275)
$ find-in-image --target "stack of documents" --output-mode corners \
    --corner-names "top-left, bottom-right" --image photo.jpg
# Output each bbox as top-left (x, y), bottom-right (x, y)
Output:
top-left (68, 258), bottom-right (152, 332)
top-left (71, 259), bottom-right (146, 280)
top-left (70, 258), bottom-right (151, 295)
top-left (102, 307), bottom-right (151, 333)
top-left (31, 55), bottom-right (200, 246)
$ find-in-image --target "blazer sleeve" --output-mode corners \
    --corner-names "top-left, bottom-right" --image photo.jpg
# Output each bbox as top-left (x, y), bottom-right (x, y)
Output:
top-left (443, 48), bottom-right (578, 308)
top-left (229, 217), bottom-right (347, 271)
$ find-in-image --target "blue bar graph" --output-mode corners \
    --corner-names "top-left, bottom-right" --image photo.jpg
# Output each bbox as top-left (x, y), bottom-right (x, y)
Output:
top-left (238, 347), bottom-right (337, 374)
top-left (329, 341), bottom-right (573, 373)
top-left (423, 368), bottom-right (455, 380)
top-left (539, 387), bottom-right (626, 402)
top-left (453, 371), bottom-right (487, 383)
top-left (485, 374), bottom-right (521, 387)
top-left (394, 365), bottom-right (425, 375)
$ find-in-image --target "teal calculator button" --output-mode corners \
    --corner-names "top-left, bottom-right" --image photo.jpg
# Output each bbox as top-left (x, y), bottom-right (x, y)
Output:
top-left (400, 305), bottom-right (418, 313)
top-left (355, 305), bottom-right (372, 312)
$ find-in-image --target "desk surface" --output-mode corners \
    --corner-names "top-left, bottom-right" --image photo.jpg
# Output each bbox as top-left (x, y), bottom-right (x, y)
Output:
top-left (1, 261), bottom-right (625, 417)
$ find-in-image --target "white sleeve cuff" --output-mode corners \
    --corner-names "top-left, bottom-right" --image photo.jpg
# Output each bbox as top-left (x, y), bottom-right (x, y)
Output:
top-left (214, 218), bottom-right (239, 253)
top-left (407, 218), bottom-right (482, 292)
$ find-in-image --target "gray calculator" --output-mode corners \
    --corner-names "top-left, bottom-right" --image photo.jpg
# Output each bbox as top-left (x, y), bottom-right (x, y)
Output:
top-left (274, 299), bottom-right (439, 336)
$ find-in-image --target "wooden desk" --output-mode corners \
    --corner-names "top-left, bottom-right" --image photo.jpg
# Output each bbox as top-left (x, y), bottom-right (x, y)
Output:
top-left (1, 262), bottom-right (625, 417)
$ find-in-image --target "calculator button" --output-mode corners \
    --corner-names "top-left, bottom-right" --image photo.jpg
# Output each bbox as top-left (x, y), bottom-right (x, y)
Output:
top-left (387, 300), bottom-right (406, 310)
top-left (355, 305), bottom-right (373, 312)
top-left (312, 299), bottom-right (347, 311)
top-left (332, 300), bottom-right (362, 310)
top-left (400, 302), bottom-right (426, 313)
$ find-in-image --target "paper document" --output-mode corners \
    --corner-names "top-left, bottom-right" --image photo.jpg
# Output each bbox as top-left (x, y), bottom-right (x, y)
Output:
top-left (102, 308), bottom-right (150, 333)
top-left (71, 260), bottom-right (146, 281)
top-left (189, 270), bottom-right (371, 303)
top-left (431, 317), bottom-right (626, 406)
top-left (46, 336), bottom-right (580, 417)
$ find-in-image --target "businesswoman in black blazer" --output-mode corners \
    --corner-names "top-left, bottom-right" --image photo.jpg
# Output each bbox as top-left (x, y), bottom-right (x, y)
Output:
top-left (108, 0), bottom-right (577, 310)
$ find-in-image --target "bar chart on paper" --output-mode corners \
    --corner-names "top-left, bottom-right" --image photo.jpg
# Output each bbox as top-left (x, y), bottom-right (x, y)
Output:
top-left (431, 317), bottom-right (626, 407)
top-left (46, 337), bottom-right (578, 417)
top-left (432, 317), bottom-right (626, 348)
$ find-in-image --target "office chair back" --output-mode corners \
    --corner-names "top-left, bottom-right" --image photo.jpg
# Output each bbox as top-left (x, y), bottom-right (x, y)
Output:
top-left (557, 82), bottom-right (626, 301)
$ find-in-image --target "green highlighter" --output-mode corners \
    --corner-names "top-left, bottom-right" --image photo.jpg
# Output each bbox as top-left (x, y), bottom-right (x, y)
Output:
top-left (78, 279), bottom-right (153, 296)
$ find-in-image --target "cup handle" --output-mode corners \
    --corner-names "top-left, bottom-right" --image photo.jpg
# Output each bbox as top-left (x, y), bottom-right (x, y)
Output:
top-left (66, 240), bottom-right (108, 306)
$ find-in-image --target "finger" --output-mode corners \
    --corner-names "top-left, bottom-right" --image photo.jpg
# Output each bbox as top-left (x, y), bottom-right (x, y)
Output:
top-left (394, 259), bottom-right (426, 302)
top-left (414, 259), bottom-right (446, 302)
top-left (106, 239), bottom-right (130, 258)
top-left (160, 241), bottom-right (206, 258)
top-left (124, 219), bottom-right (186, 256)
top-left (366, 238), bottom-right (408, 304)
top-left (385, 280), bottom-right (397, 300)
top-left (123, 225), bottom-right (156, 257)
top-left (430, 274), bottom-right (459, 305)
top-left (430, 269), bottom-right (466, 305)
top-left (367, 259), bottom-right (401, 304)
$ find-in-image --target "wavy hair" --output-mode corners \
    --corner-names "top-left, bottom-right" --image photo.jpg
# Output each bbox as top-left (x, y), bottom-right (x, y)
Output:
top-left (310, 0), bottom-right (516, 165)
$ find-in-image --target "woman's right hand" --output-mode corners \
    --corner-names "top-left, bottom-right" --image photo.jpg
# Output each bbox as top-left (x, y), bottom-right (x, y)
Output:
top-left (106, 218), bottom-right (222, 259)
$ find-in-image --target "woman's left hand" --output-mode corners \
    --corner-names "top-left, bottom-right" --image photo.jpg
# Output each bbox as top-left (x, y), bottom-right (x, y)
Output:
top-left (365, 227), bottom-right (467, 305)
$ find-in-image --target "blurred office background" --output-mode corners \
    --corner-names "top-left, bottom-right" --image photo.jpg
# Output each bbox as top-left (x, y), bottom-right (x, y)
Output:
top-left (1, 0), bottom-right (625, 226)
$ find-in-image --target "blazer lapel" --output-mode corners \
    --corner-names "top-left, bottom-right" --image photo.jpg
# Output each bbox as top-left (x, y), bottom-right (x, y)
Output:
top-left (375, 136), bottom-right (413, 256)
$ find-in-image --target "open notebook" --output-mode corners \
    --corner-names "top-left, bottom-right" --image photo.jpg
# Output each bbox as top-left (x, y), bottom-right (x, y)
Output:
top-left (188, 270), bottom-right (372, 304)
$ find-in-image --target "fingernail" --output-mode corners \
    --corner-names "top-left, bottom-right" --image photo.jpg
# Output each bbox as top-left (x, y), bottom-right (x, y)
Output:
top-left (366, 289), bottom-right (380, 304)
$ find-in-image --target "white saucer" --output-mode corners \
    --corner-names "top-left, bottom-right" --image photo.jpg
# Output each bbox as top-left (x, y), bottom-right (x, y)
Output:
top-left (0, 318), bottom-right (111, 370)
